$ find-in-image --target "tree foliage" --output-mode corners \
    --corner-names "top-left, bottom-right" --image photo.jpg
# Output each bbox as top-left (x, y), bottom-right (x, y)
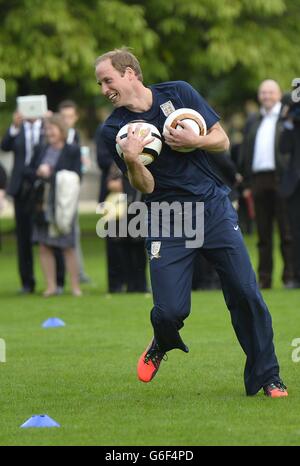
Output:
top-left (142, 0), bottom-right (300, 109)
top-left (0, 0), bottom-right (300, 121)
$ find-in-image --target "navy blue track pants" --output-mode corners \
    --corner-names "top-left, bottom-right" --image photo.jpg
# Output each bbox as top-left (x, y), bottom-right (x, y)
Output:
top-left (145, 195), bottom-right (280, 395)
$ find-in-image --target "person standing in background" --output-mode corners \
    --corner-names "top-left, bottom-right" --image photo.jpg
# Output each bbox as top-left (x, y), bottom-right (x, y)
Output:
top-left (96, 124), bottom-right (125, 292)
top-left (27, 114), bottom-right (82, 296)
top-left (95, 123), bottom-right (114, 204)
top-left (58, 100), bottom-right (91, 284)
top-left (279, 92), bottom-right (300, 288)
top-left (0, 162), bottom-right (7, 249)
top-left (239, 80), bottom-right (294, 289)
top-left (0, 162), bottom-right (7, 212)
top-left (1, 108), bottom-right (67, 294)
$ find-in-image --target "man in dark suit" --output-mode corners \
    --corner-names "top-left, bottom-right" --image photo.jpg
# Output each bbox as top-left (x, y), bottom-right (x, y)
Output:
top-left (1, 111), bottom-right (44, 292)
top-left (104, 162), bottom-right (148, 293)
top-left (95, 123), bottom-right (114, 203)
top-left (279, 96), bottom-right (300, 287)
top-left (239, 79), bottom-right (294, 289)
top-left (0, 162), bottom-right (7, 249)
top-left (0, 162), bottom-right (7, 195)
top-left (96, 126), bottom-right (147, 293)
top-left (96, 124), bottom-right (124, 292)
top-left (1, 110), bottom-right (65, 293)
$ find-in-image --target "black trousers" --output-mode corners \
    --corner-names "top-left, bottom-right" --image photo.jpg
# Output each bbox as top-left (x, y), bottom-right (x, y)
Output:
top-left (53, 247), bottom-right (65, 288)
top-left (252, 172), bottom-right (294, 287)
top-left (287, 183), bottom-right (300, 282)
top-left (106, 237), bottom-right (125, 292)
top-left (14, 196), bottom-right (35, 290)
top-left (106, 236), bottom-right (147, 293)
top-left (122, 237), bottom-right (147, 292)
top-left (14, 196), bottom-right (65, 290)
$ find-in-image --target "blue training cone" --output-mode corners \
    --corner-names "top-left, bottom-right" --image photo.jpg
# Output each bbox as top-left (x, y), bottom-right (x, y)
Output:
top-left (42, 317), bottom-right (65, 328)
top-left (20, 414), bottom-right (60, 428)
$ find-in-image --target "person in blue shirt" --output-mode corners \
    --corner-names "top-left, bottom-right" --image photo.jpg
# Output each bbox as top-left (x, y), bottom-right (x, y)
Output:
top-left (95, 48), bottom-right (287, 398)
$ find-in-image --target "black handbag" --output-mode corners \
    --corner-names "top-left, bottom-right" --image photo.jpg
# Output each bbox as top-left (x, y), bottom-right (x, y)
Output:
top-left (32, 180), bottom-right (48, 225)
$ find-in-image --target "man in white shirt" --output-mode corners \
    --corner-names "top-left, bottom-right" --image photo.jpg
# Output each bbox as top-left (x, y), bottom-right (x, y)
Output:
top-left (240, 80), bottom-right (294, 289)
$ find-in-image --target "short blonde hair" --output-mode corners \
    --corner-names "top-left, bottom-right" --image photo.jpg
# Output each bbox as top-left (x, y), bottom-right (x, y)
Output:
top-left (46, 113), bottom-right (68, 141)
top-left (95, 47), bottom-right (143, 82)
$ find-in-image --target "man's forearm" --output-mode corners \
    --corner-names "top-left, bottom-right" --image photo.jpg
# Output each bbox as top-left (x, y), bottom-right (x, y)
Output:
top-left (126, 160), bottom-right (155, 193)
top-left (198, 127), bottom-right (230, 152)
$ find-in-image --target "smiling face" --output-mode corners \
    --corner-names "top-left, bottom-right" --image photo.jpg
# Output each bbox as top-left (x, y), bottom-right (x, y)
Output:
top-left (95, 59), bottom-right (135, 108)
top-left (258, 80), bottom-right (282, 112)
top-left (46, 123), bottom-right (64, 146)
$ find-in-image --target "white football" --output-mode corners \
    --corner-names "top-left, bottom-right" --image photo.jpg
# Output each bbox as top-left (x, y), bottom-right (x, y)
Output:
top-left (116, 120), bottom-right (162, 166)
top-left (163, 108), bottom-right (207, 152)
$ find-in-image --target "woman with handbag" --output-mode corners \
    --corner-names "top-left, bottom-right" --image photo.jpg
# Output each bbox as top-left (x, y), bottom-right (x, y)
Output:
top-left (27, 114), bottom-right (82, 296)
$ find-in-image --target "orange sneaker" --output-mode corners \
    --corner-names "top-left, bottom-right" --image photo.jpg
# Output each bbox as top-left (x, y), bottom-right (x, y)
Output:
top-left (137, 340), bottom-right (166, 383)
top-left (263, 381), bottom-right (288, 398)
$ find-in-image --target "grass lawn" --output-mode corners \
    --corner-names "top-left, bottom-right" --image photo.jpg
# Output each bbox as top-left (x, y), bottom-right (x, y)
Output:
top-left (0, 215), bottom-right (299, 446)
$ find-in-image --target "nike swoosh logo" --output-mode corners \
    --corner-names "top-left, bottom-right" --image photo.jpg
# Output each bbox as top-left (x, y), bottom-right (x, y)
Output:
top-left (234, 225), bottom-right (239, 231)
